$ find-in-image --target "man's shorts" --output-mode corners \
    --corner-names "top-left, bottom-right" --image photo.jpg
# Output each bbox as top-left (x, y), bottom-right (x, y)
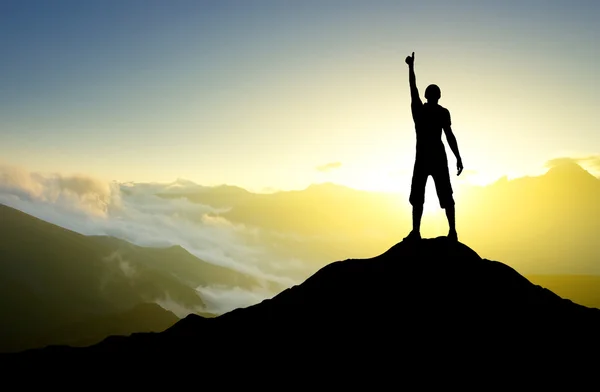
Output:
top-left (409, 158), bottom-right (454, 209)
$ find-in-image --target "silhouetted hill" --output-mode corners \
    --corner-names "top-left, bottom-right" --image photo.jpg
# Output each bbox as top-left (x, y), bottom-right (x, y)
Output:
top-left (14, 237), bottom-right (600, 363)
top-left (0, 203), bottom-right (258, 352)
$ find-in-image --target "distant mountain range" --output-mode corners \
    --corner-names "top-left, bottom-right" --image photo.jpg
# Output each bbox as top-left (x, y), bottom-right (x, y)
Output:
top-left (457, 161), bottom-right (600, 273)
top-left (158, 161), bottom-right (600, 274)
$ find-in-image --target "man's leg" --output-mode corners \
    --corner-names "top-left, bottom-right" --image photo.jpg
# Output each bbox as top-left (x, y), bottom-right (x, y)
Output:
top-left (406, 162), bottom-right (427, 240)
top-left (433, 163), bottom-right (457, 240)
top-left (404, 204), bottom-right (423, 241)
top-left (412, 204), bottom-right (424, 234)
top-left (445, 205), bottom-right (457, 239)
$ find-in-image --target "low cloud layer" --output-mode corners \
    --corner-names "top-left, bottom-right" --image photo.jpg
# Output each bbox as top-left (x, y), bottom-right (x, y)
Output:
top-left (0, 164), bottom-right (116, 219)
top-left (546, 155), bottom-right (600, 176)
top-left (316, 161), bottom-right (342, 172)
top-left (195, 285), bottom-right (276, 315)
top-left (4, 156), bottom-right (598, 317)
top-left (0, 164), bottom-right (308, 315)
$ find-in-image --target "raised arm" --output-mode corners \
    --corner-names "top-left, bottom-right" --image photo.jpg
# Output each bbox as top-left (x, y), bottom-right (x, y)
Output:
top-left (405, 52), bottom-right (421, 105)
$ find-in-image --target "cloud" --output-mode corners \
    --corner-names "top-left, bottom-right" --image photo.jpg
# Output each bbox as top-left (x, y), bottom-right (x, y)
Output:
top-left (545, 157), bottom-right (579, 168)
top-left (461, 169), bottom-right (478, 177)
top-left (0, 163), bottom-right (118, 219)
top-left (103, 251), bottom-right (138, 279)
top-left (155, 293), bottom-right (205, 319)
top-left (195, 285), bottom-right (275, 315)
top-left (316, 161), bottom-right (342, 172)
top-left (0, 163), bottom-right (306, 314)
top-left (578, 156), bottom-right (600, 172)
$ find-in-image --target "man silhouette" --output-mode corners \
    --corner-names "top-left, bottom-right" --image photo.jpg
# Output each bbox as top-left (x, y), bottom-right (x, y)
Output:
top-left (404, 52), bottom-right (463, 241)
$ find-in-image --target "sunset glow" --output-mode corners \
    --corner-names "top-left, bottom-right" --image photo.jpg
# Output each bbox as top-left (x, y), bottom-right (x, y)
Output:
top-left (0, 2), bottom-right (599, 338)
top-left (0, 1), bottom-right (597, 198)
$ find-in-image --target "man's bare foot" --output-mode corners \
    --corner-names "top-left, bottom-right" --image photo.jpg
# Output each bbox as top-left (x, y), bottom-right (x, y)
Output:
top-left (404, 230), bottom-right (421, 241)
top-left (447, 230), bottom-right (458, 241)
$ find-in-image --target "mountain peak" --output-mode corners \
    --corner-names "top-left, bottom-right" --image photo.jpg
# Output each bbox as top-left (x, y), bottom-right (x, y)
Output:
top-left (545, 160), bottom-right (595, 180)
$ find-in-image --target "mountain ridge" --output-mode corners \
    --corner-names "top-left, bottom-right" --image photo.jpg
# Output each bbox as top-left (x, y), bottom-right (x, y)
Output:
top-left (0, 203), bottom-right (261, 353)
top-left (14, 236), bottom-right (600, 363)
top-left (28, 302), bottom-right (179, 349)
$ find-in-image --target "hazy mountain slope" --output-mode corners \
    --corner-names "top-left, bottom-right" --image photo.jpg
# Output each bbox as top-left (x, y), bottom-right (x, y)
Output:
top-left (457, 161), bottom-right (600, 273)
top-left (157, 163), bottom-right (600, 274)
top-left (29, 303), bottom-right (179, 349)
top-left (89, 235), bottom-right (268, 291)
top-left (160, 182), bottom-right (406, 236)
top-left (0, 203), bottom-right (254, 352)
top-left (155, 183), bottom-right (253, 209)
top-left (158, 182), bottom-right (409, 263)
top-left (0, 204), bottom-right (127, 337)
top-left (17, 237), bottom-right (600, 363)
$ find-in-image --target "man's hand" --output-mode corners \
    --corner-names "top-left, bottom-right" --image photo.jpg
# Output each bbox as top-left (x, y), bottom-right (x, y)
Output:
top-left (405, 52), bottom-right (414, 66)
top-left (457, 159), bottom-right (464, 176)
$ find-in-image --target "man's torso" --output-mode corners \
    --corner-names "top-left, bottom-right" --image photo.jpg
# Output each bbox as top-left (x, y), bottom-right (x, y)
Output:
top-left (412, 102), bottom-right (450, 163)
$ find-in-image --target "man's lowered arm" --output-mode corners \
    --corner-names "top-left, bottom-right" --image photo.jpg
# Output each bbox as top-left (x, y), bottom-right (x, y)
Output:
top-left (443, 125), bottom-right (464, 176)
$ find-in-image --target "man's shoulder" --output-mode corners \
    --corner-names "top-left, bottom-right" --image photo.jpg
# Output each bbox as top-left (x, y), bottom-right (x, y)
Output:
top-left (438, 105), bottom-right (451, 119)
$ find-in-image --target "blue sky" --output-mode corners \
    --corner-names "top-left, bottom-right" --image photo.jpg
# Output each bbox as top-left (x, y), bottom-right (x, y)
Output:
top-left (1, 0), bottom-right (598, 191)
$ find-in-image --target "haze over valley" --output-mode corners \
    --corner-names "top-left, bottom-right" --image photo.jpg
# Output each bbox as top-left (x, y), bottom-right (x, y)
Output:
top-left (2, 156), bottom-right (599, 328)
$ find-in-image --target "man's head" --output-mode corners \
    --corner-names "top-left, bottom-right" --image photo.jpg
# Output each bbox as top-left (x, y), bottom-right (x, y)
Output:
top-left (425, 84), bottom-right (441, 103)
